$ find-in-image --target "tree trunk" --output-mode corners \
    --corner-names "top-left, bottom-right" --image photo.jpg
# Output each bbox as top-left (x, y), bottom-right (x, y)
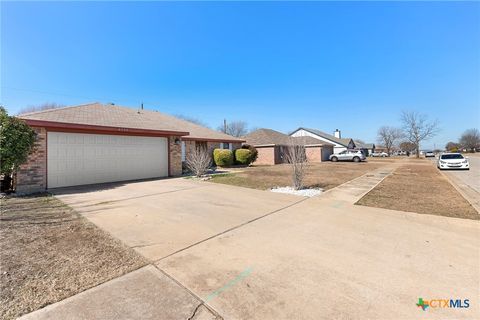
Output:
top-left (416, 146), bottom-right (420, 158)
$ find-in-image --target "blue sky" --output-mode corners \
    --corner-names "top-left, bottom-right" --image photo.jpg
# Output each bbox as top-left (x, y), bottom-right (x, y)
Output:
top-left (1, 1), bottom-right (479, 148)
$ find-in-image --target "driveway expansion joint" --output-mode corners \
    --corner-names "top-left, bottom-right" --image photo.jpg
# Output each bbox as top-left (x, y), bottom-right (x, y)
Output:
top-left (153, 265), bottom-right (224, 320)
top-left (155, 197), bottom-right (309, 263)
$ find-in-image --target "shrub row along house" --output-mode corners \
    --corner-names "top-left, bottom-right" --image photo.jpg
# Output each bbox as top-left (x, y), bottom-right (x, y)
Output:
top-left (16, 103), bottom-right (243, 193)
top-left (244, 128), bottom-right (334, 165)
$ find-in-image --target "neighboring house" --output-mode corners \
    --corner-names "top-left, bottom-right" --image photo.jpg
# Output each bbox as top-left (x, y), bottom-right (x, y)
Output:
top-left (244, 128), bottom-right (334, 165)
top-left (16, 103), bottom-right (243, 192)
top-left (290, 128), bottom-right (355, 153)
top-left (375, 145), bottom-right (388, 153)
top-left (353, 140), bottom-right (375, 156)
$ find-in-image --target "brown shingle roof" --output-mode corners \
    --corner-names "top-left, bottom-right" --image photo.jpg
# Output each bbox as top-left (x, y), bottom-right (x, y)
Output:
top-left (292, 136), bottom-right (334, 146)
top-left (243, 128), bottom-right (290, 146)
top-left (19, 103), bottom-right (244, 142)
top-left (244, 128), bottom-right (333, 147)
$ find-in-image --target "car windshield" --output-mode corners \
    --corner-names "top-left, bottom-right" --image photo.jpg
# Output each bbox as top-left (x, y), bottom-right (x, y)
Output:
top-left (441, 154), bottom-right (464, 160)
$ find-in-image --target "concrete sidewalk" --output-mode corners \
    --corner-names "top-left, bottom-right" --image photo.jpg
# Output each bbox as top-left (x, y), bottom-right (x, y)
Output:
top-left (19, 265), bottom-right (218, 320)
top-left (320, 163), bottom-right (400, 203)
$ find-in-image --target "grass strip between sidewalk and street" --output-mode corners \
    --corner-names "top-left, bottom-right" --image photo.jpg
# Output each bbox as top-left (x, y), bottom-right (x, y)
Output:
top-left (356, 163), bottom-right (479, 220)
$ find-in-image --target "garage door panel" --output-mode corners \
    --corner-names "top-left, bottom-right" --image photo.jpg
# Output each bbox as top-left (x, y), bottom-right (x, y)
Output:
top-left (47, 132), bottom-right (168, 188)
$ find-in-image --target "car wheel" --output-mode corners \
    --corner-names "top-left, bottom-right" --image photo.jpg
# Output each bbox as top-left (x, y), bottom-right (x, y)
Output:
top-left (331, 157), bottom-right (338, 162)
top-left (353, 157), bottom-right (360, 162)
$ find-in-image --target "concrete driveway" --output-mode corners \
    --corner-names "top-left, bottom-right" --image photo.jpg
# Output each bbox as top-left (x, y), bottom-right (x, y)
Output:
top-left (51, 175), bottom-right (479, 319)
top-left (54, 178), bottom-right (302, 260)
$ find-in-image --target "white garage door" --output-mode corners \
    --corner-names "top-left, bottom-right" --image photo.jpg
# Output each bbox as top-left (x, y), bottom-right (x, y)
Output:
top-left (47, 132), bottom-right (168, 188)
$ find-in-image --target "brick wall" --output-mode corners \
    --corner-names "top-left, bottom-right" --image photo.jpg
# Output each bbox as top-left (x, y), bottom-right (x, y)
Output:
top-left (254, 146), bottom-right (277, 165)
top-left (169, 136), bottom-right (182, 176)
top-left (305, 146), bottom-right (322, 162)
top-left (16, 127), bottom-right (47, 194)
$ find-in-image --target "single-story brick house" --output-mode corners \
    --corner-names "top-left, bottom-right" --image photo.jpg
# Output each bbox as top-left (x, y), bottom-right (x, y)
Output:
top-left (16, 103), bottom-right (243, 192)
top-left (243, 128), bottom-right (334, 165)
top-left (290, 127), bottom-right (356, 154)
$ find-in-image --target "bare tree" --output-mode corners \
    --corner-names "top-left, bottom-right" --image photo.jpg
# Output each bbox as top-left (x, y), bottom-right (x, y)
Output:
top-left (459, 128), bottom-right (480, 152)
top-left (217, 120), bottom-right (248, 137)
top-left (401, 111), bottom-right (439, 158)
top-left (399, 141), bottom-right (416, 153)
top-left (175, 114), bottom-right (210, 128)
top-left (284, 138), bottom-right (307, 190)
top-left (185, 147), bottom-right (212, 177)
top-left (18, 102), bottom-right (65, 115)
top-left (377, 126), bottom-right (403, 155)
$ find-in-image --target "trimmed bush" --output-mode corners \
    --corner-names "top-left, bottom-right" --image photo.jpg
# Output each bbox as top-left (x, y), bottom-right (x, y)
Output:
top-left (235, 149), bottom-right (252, 165)
top-left (241, 144), bottom-right (258, 163)
top-left (213, 149), bottom-right (234, 166)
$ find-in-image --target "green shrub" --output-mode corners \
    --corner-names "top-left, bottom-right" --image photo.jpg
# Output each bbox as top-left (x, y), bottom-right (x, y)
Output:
top-left (213, 149), bottom-right (234, 166)
top-left (0, 107), bottom-right (35, 176)
top-left (241, 144), bottom-right (258, 163)
top-left (235, 149), bottom-right (252, 165)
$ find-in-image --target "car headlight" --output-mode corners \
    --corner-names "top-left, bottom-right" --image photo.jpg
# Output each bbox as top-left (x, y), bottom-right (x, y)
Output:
top-left (440, 161), bottom-right (446, 164)
top-left (463, 160), bottom-right (468, 163)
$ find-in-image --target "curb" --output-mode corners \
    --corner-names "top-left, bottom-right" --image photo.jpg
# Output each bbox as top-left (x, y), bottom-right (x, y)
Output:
top-left (438, 169), bottom-right (480, 214)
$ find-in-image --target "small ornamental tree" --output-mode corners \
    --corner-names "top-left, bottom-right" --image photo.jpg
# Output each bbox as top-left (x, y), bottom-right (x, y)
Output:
top-left (185, 147), bottom-right (211, 177)
top-left (0, 107), bottom-right (36, 188)
top-left (284, 138), bottom-right (307, 190)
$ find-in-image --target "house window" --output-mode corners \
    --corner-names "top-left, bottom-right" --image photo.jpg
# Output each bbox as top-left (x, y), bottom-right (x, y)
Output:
top-left (221, 142), bottom-right (230, 150)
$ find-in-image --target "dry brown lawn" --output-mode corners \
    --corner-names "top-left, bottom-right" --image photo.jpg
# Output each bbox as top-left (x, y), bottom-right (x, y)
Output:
top-left (0, 194), bottom-right (147, 320)
top-left (211, 161), bottom-right (385, 190)
top-left (356, 162), bottom-right (479, 220)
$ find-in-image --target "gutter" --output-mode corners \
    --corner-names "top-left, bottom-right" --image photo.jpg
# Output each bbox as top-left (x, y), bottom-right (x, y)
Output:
top-left (21, 119), bottom-right (190, 137)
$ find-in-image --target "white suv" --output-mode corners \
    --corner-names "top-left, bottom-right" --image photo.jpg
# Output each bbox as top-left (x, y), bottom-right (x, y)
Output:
top-left (330, 150), bottom-right (366, 162)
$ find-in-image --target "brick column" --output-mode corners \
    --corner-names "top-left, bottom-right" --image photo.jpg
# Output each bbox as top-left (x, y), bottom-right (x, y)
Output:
top-left (169, 136), bottom-right (182, 176)
top-left (16, 127), bottom-right (47, 194)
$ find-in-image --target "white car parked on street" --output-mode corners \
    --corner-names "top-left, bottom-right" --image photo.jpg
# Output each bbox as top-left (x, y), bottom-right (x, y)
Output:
top-left (371, 152), bottom-right (388, 157)
top-left (437, 153), bottom-right (469, 170)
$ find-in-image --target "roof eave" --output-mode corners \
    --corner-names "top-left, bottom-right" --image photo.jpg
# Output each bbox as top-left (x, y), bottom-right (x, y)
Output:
top-left (182, 136), bottom-right (245, 143)
top-left (21, 119), bottom-right (190, 137)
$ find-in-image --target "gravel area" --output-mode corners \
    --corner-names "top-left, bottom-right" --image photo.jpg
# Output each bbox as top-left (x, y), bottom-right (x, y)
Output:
top-left (271, 186), bottom-right (323, 197)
